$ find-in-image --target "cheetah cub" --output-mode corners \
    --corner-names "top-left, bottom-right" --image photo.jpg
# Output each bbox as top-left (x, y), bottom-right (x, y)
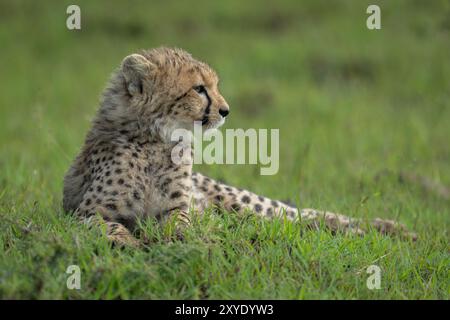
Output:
top-left (63, 47), bottom-right (416, 246)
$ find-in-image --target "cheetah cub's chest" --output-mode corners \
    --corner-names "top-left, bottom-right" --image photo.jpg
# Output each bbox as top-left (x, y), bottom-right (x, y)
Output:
top-left (131, 141), bottom-right (193, 218)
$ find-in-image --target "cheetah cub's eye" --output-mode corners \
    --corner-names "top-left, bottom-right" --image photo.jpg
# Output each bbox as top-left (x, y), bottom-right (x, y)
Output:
top-left (193, 85), bottom-right (206, 94)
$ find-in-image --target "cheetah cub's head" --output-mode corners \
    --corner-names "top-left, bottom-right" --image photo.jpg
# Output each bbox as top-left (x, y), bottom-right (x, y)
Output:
top-left (120, 47), bottom-right (229, 141)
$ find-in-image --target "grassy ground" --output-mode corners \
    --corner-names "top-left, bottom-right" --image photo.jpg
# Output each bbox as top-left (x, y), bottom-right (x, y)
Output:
top-left (0, 0), bottom-right (449, 299)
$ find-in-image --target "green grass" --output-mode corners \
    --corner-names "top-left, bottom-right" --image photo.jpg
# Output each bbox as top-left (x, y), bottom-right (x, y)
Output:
top-left (0, 0), bottom-right (449, 299)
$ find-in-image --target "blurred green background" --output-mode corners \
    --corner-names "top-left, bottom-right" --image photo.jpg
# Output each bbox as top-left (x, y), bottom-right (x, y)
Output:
top-left (0, 0), bottom-right (448, 299)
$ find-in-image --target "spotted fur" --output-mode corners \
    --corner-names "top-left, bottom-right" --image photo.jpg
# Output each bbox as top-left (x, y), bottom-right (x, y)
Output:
top-left (63, 47), bottom-right (416, 246)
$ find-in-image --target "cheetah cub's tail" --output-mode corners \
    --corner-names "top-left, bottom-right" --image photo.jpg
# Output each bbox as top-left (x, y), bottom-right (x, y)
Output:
top-left (192, 172), bottom-right (417, 241)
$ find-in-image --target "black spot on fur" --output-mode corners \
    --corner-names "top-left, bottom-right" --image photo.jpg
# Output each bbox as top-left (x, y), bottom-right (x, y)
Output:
top-left (281, 199), bottom-right (296, 207)
top-left (230, 203), bottom-right (241, 211)
top-left (242, 195), bottom-right (251, 204)
top-left (271, 200), bottom-right (279, 207)
top-left (170, 191), bottom-right (182, 199)
top-left (117, 216), bottom-right (135, 229)
top-left (254, 204), bottom-right (262, 213)
top-left (105, 203), bottom-right (117, 211)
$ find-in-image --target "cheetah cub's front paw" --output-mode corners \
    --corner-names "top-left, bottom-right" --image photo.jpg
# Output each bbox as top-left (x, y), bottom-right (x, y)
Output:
top-left (106, 222), bottom-right (141, 248)
top-left (108, 234), bottom-right (141, 248)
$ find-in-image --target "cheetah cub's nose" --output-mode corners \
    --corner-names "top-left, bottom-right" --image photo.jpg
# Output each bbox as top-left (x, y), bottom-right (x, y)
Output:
top-left (219, 108), bottom-right (229, 118)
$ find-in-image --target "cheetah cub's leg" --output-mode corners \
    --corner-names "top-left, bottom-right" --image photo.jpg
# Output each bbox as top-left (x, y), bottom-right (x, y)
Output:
top-left (192, 172), bottom-right (363, 235)
top-left (160, 200), bottom-right (192, 237)
top-left (75, 157), bottom-right (193, 243)
top-left (157, 171), bottom-right (194, 237)
top-left (75, 202), bottom-right (140, 248)
top-left (71, 145), bottom-right (156, 247)
top-left (192, 172), bottom-right (417, 240)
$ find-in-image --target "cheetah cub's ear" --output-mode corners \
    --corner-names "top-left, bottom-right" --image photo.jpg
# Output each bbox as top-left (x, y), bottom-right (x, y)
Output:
top-left (121, 54), bottom-right (154, 96)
